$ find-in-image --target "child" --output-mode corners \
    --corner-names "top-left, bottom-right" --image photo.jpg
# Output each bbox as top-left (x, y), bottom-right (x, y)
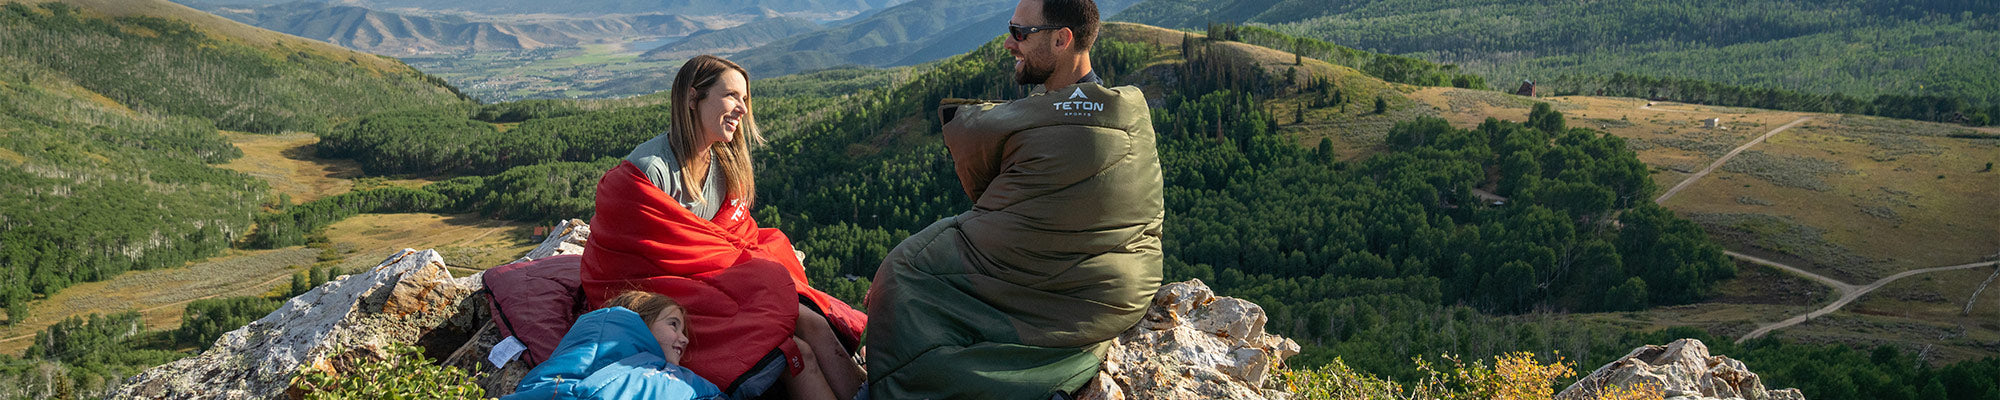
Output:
top-left (505, 291), bottom-right (719, 400)
top-left (506, 291), bottom-right (851, 400)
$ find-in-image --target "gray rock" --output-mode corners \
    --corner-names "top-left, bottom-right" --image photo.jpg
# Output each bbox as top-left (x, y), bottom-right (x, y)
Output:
top-left (1557, 338), bottom-right (1806, 400)
top-left (1080, 279), bottom-right (1300, 400)
top-left (109, 249), bottom-right (488, 400)
top-left (511, 218), bottom-right (589, 264)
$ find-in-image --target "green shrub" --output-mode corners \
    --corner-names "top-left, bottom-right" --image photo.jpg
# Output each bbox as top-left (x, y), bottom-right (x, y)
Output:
top-left (293, 344), bottom-right (485, 399)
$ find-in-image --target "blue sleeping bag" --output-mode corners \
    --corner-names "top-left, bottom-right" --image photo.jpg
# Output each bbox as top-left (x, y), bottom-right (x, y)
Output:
top-left (504, 307), bottom-right (724, 400)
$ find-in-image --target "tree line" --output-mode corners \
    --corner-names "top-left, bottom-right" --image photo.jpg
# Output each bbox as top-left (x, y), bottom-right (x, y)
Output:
top-left (1547, 73), bottom-right (1999, 126)
top-left (1245, 0), bottom-right (2000, 115)
top-left (314, 104), bottom-right (671, 176)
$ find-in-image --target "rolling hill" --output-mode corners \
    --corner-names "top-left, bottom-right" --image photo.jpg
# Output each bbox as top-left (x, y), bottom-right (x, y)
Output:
top-left (640, 16), bottom-right (821, 60)
top-left (1113, 0), bottom-right (2000, 121)
top-left (194, 2), bottom-right (717, 56)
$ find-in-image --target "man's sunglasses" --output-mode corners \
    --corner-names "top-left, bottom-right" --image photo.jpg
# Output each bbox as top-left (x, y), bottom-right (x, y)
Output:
top-left (1008, 24), bottom-right (1069, 41)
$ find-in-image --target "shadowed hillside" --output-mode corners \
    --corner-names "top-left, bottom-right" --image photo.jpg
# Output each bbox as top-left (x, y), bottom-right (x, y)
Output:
top-left (641, 16), bottom-right (821, 60)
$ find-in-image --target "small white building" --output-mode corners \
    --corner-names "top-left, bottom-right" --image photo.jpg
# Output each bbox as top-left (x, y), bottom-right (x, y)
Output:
top-left (1703, 118), bottom-right (1723, 129)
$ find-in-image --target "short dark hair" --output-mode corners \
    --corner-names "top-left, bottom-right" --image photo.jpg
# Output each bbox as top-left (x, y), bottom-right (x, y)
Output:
top-left (1041, 0), bottom-right (1099, 52)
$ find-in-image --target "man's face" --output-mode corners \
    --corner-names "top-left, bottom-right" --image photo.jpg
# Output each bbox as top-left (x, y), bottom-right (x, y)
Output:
top-left (1005, 0), bottom-right (1061, 86)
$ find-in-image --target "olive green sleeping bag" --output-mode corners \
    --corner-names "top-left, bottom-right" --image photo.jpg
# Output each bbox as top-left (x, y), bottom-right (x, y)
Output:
top-left (864, 83), bottom-right (1164, 400)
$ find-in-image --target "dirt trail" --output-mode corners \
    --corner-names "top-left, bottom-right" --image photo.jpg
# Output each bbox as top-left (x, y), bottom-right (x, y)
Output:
top-left (1638, 103), bottom-right (1696, 113)
top-left (1655, 116), bottom-right (1812, 203)
top-left (1726, 251), bottom-right (1857, 293)
top-left (1737, 257), bottom-right (1997, 343)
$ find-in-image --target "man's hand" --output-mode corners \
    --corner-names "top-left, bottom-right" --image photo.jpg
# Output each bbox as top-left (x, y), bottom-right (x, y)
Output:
top-left (938, 98), bottom-right (997, 124)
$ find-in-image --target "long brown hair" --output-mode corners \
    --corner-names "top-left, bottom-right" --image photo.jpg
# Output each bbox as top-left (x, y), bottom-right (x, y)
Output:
top-left (669, 54), bottom-right (764, 206)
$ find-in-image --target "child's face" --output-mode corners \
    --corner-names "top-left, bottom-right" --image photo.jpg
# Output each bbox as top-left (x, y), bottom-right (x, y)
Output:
top-left (647, 306), bottom-right (690, 364)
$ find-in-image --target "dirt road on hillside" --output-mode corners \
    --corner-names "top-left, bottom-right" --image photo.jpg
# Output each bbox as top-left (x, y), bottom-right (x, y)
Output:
top-left (1655, 116), bottom-right (1812, 203)
top-left (1737, 256), bottom-right (1998, 343)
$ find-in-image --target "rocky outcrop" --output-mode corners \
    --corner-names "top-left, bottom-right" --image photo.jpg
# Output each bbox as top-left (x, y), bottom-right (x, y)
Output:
top-left (1557, 339), bottom-right (1806, 400)
top-left (110, 248), bottom-right (488, 400)
top-left (110, 219), bottom-right (1307, 399)
top-left (1078, 280), bottom-right (1301, 400)
top-left (106, 216), bottom-right (1815, 400)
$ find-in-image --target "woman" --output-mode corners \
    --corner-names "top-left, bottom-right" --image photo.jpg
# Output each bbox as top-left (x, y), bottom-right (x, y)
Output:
top-left (581, 55), bottom-right (865, 400)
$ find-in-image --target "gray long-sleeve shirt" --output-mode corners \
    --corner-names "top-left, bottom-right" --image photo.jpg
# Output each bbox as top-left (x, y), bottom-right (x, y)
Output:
top-left (625, 132), bottom-right (724, 221)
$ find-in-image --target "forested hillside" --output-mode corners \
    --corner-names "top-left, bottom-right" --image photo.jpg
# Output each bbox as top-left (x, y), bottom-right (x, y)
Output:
top-left (0, 0), bottom-right (465, 325)
top-left (745, 27), bottom-right (1732, 354)
top-left (0, 1), bottom-right (465, 134)
top-left (1114, 0), bottom-right (2000, 125)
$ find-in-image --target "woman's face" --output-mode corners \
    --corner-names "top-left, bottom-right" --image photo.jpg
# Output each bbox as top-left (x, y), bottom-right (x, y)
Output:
top-left (693, 70), bottom-right (750, 146)
top-left (647, 306), bottom-right (690, 364)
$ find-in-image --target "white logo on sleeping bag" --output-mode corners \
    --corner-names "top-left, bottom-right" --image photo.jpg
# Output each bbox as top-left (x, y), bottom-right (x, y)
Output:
top-left (1054, 88), bottom-right (1102, 117)
top-left (727, 199), bottom-right (746, 222)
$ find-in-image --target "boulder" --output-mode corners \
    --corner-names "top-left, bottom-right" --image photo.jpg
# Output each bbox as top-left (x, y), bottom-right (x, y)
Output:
top-left (1557, 338), bottom-right (1806, 400)
top-left (1079, 279), bottom-right (1301, 400)
top-left (511, 219), bottom-right (589, 263)
top-left (110, 249), bottom-right (489, 400)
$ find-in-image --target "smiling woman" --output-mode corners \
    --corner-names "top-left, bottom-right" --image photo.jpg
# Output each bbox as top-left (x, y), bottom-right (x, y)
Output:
top-left (581, 54), bottom-right (870, 400)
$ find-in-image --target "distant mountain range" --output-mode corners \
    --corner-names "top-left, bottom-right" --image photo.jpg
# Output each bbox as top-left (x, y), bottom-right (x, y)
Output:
top-left (178, 0), bottom-right (903, 18)
top-left (191, 1), bottom-right (723, 55)
top-left (728, 0), bottom-right (1142, 76)
top-left (641, 16), bottom-right (823, 60)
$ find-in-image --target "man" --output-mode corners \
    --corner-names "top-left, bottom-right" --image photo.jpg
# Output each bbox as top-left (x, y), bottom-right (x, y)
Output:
top-left (863, 0), bottom-right (1164, 398)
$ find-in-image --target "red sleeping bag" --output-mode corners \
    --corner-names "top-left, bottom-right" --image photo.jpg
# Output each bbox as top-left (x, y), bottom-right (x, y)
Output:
top-left (582, 160), bottom-right (868, 392)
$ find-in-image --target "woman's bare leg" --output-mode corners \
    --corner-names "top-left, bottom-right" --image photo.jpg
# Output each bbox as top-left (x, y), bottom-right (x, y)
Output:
top-left (797, 305), bottom-right (863, 400)
top-left (783, 337), bottom-right (838, 400)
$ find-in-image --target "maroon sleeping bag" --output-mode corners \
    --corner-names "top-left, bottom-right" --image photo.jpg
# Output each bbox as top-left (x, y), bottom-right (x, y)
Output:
top-left (481, 254), bottom-right (586, 366)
